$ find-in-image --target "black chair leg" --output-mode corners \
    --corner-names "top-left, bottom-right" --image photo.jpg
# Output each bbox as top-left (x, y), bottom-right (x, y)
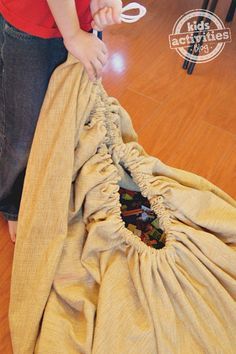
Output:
top-left (186, 0), bottom-right (218, 74)
top-left (226, 0), bottom-right (236, 22)
top-left (183, 0), bottom-right (210, 71)
top-left (187, 61), bottom-right (196, 75)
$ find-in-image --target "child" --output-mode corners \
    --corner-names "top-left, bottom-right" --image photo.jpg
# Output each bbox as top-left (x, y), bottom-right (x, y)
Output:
top-left (0, 0), bottom-right (122, 242)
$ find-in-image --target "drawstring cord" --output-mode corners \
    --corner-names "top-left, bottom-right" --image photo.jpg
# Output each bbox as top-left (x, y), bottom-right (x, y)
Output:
top-left (92, 2), bottom-right (147, 36)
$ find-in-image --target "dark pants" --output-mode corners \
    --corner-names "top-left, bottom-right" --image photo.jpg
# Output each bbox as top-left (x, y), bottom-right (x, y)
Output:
top-left (0, 13), bottom-right (102, 221)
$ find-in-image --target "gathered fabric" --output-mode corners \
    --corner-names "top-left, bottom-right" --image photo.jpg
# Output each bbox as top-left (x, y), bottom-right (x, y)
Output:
top-left (8, 53), bottom-right (236, 354)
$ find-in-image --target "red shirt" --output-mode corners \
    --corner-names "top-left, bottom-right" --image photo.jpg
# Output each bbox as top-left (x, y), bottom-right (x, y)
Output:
top-left (0, 0), bottom-right (93, 38)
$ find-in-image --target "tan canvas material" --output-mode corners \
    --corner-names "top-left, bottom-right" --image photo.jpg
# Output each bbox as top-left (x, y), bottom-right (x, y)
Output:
top-left (8, 53), bottom-right (236, 354)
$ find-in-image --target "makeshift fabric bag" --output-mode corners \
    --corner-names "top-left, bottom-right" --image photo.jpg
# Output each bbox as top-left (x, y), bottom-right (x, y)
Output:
top-left (8, 53), bottom-right (236, 354)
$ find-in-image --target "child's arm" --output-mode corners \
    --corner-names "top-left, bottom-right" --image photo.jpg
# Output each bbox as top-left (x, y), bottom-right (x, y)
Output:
top-left (46, 0), bottom-right (108, 82)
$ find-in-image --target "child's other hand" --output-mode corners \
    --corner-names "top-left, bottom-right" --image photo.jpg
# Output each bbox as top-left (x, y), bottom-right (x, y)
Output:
top-left (63, 30), bottom-right (108, 82)
top-left (90, 0), bottom-right (123, 31)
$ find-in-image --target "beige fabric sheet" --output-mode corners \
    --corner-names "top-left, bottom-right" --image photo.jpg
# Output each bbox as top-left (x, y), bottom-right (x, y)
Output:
top-left (8, 53), bottom-right (236, 354)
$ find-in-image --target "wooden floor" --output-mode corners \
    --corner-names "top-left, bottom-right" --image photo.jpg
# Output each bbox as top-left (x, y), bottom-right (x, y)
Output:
top-left (1, 0), bottom-right (235, 352)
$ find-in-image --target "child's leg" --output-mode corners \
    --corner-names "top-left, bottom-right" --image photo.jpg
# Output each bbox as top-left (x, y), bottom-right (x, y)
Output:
top-left (0, 13), bottom-right (68, 221)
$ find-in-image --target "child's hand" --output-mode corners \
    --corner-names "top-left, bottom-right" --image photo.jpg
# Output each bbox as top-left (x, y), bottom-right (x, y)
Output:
top-left (63, 30), bottom-right (108, 82)
top-left (90, 0), bottom-right (123, 31)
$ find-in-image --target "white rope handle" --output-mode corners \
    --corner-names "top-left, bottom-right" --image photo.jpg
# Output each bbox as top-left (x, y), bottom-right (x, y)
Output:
top-left (120, 2), bottom-right (147, 23)
top-left (93, 2), bottom-right (147, 36)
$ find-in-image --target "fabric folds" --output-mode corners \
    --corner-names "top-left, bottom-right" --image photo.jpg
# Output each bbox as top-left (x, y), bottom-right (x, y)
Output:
top-left (8, 53), bottom-right (236, 354)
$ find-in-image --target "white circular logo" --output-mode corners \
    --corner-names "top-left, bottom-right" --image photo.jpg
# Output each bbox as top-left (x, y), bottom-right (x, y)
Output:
top-left (169, 9), bottom-right (231, 63)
